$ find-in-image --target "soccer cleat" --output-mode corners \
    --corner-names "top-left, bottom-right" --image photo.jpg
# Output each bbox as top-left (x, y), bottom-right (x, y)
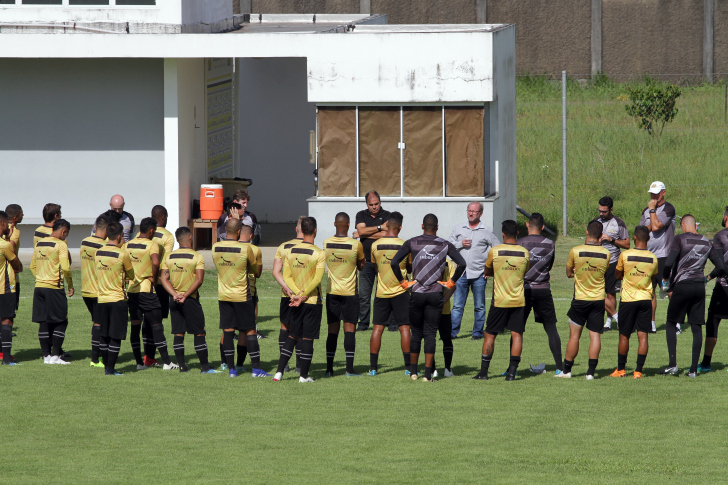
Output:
top-left (251, 368), bottom-right (271, 378)
top-left (163, 363), bottom-right (180, 370)
top-left (444, 368), bottom-right (454, 377)
top-left (657, 366), bottom-right (679, 375)
top-left (136, 364), bottom-right (149, 371)
top-left (501, 370), bottom-right (518, 377)
top-left (505, 373), bottom-right (516, 381)
top-left (603, 325), bottom-right (612, 332)
top-left (633, 371), bottom-right (642, 379)
top-left (228, 369), bottom-right (238, 378)
top-left (676, 324), bottom-right (682, 335)
top-left (50, 355), bottom-right (71, 365)
top-left (256, 333), bottom-right (268, 339)
top-left (43, 355), bottom-right (52, 364)
top-left (404, 370), bottom-right (411, 376)
top-left (686, 371), bottom-right (697, 378)
top-left (648, 329), bottom-right (657, 334)
top-left (697, 364), bottom-right (712, 373)
top-left (61, 351), bottom-right (73, 360)
top-left (180, 368), bottom-right (190, 373)
top-left (554, 370), bottom-right (563, 376)
top-left (235, 366), bottom-right (247, 374)
top-left (105, 370), bottom-right (124, 376)
top-left (367, 369), bottom-right (378, 376)
top-left (299, 376), bottom-right (315, 383)
top-left (218, 363), bottom-right (228, 371)
top-left (432, 370), bottom-right (439, 379)
top-left (144, 357), bottom-right (162, 367)
top-left (410, 373), bottom-right (419, 381)
top-left (421, 376), bottom-right (436, 382)
top-left (610, 369), bottom-right (626, 378)
top-left (90, 361), bottom-right (105, 368)
top-left (555, 371), bottom-right (571, 378)
top-left (346, 372), bottom-right (361, 377)
top-left (201, 368), bottom-right (221, 374)
top-left (471, 373), bottom-right (489, 380)
top-left (585, 375), bottom-right (595, 380)
top-left (272, 372), bottom-right (283, 381)
top-left (1, 361), bottom-right (19, 366)
top-left (294, 367), bottom-right (301, 374)
top-left (324, 370), bottom-right (334, 378)
top-left (283, 363), bottom-right (290, 373)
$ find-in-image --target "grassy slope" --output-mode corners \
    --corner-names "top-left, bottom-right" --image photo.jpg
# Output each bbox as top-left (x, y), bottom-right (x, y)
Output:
top-left (5, 240), bottom-right (728, 483)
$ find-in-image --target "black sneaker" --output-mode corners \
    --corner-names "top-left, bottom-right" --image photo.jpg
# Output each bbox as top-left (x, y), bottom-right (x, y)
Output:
top-left (656, 366), bottom-right (679, 375)
top-left (602, 325), bottom-right (612, 332)
top-left (505, 373), bottom-right (516, 381)
top-left (356, 326), bottom-right (369, 332)
top-left (686, 371), bottom-right (697, 378)
top-left (471, 336), bottom-right (483, 341)
top-left (471, 373), bottom-right (489, 380)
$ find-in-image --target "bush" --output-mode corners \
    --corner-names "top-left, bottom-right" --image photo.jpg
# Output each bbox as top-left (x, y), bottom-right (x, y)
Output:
top-left (625, 82), bottom-right (682, 136)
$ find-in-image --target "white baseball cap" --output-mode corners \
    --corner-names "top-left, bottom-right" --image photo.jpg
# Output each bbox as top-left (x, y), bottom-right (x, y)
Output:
top-left (648, 181), bottom-right (666, 194)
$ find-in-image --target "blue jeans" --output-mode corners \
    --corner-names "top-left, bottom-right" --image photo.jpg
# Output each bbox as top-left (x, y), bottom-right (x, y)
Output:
top-left (450, 274), bottom-right (487, 338)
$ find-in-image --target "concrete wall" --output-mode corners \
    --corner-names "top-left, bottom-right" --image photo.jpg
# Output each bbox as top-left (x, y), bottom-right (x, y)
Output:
top-left (0, 58), bottom-right (165, 234)
top-left (371, 0), bottom-right (477, 24)
top-left (182, 0), bottom-right (232, 25)
top-left (235, 57), bottom-right (316, 223)
top-left (716, 1), bottom-right (728, 78)
top-left (248, 0), bottom-right (360, 14)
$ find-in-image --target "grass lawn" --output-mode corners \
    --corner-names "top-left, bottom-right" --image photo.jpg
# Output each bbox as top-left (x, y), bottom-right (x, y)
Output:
top-left (4, 235), bottom-right (728, 483)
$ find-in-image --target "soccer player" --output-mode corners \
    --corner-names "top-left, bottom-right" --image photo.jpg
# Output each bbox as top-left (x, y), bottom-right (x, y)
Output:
top-left (212, 218), bottom-right (268, 378)
top-left (4, 204), bottom-right (23, 314)
top-left (471, 220), bottom-right (529, 381)
top-left (273, 217), bottom-right (326, 383)
top-left (30, 219), bottom-right (74, 364)
top-left (161, 227), bottom-right (218, 373)
top-left (433, 259), bottom-right (457, 377)
top-left (271, 216), bottom-right (305, 373)
top-left (369, 212), bottom-right (412, 376)
top-left (592, 197), bottom-right (630, 331)
top-left (233, 223), bottom-right (263, 372)
top-left (391, 214), bottom-right (467, 382)
top-left (323, 212), bottom-right (366, 377)
top-left (0, 211), bottom-right (23, 365)
top-left (698, 206), bottom-right (728, 372)
top-left (34, 203), bottom-right (61, 248)
top-left (657, 214), bottom-right (711, 377)
top-left (557, 221), bottom-right (610, 380)
top-left (610, 225), bottom-right (657, 379)
top-left (80, 214), bottom-right (111, 368)
top-left (127, 217), bottom-right (178, 370)
top-left (640, 181), bottom-right (676, 333)
top-left (95, 222), bottom-right (134, 376)
top-left (517, 213), bottom-right (563, 374)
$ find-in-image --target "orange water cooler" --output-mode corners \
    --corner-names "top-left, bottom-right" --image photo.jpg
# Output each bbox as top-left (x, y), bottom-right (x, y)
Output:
top-left (200, 184), bottom-right (223, 220)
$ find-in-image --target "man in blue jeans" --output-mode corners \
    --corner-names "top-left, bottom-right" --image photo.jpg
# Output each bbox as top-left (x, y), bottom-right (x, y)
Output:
top-left (448, 202), bottom-right (500, 340)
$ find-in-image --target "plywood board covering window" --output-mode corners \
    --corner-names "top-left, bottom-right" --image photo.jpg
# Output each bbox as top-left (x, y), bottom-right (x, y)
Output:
top-left (358, 107), bottom-right (401, 197)
top-left (403, 107), bottom-right (443, 196)
top-left (445, 107), bottom-right (485, 196)
top-left (317, 107), bottom-right (356, 196)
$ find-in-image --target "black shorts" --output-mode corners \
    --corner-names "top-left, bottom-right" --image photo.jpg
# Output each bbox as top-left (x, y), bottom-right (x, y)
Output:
top-left (219, 300), bottom-right (256, 331)
top-left (667, 281), bottom-right (706, 325)
top-left (289, 304), bottom-right (323, 340)
top-left (618, 300), bottom-right (652, 336)
top-left (439, 314), bottom-right (452, 338)
top-left (652, 257), bottom-right (667, 292)
top-left (280, 297), bottom-right (293, 326)
top-left (604, 261), bottom-right (619, 294)
top-left (128, 292), bottom-right (161, 321)
top-left (0, 293), bottom-right (15, 320)
top-left (524, 287), bottom-right (557, 325)
top-left (567, 299), bottom-right (605, 333)
top-left (32, 287), bottom-right (68, 324)
top-left (15, 282), bottom-right (20, 310)
top-left (170, 297), bottom-right (206, 335)
top-left (373, 293), bottom-right (410, 326)
top-left (98, 300), bottom-right (129, 340)
top-left (83, 296), bottom-right (100, 323)
top-left (253, 294), bottom-right (259, 306)
top-left (707, 284), bottom-right (728, 320)
top-left (326, 294), bottom-right (359, 324)
top-left (156, 284), bottom-right (169, 319)
top-left (409, 292), bottom-right (443, 335)
top-left (485, 305), bottom-right (526, 335)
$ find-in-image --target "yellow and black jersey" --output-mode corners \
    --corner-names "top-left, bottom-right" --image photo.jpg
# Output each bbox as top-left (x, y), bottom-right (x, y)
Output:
top-left (80, 235), bottom-right (106, 298)
top-left (3, 224), bottom-right (20, 251)
top-left (567, 244), bottom-right (610, 301)
top-left (0, 239), bottom-right (17, 294)
top-left (324, 236), bottom-right (364, 297)
top-left (283, 241), bottom-right (326, 305)
top-left (153, 227), bottom-right (175, 263)
top-left (33, 225), bottom-right (53, 248)
top-left (371, 237), bottom-right (410, 298)
top-left (30, 237), bottom-right (73, 291)
top-left (161, 248), bottom-right (205, 299)
top-left (125, 237), bottom-right (160, 294)
top-left (275, 237), bottom-right (303, 297)
top-left (442, 260), bottom-right (456, 315)
top-left (96, 245), bottom-right (134, 303)
top-left (212, 240), bottom-right (257, 302)
top-left (242, 243), bottom-right (262, 297)
top-left (616, 248), bottom-right (658, 302)
top-left (486, 243), bottom-right (530, 308)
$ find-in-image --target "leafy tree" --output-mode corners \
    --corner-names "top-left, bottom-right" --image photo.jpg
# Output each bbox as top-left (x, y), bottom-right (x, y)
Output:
top-left (625, 82), bottom-right (681, 136)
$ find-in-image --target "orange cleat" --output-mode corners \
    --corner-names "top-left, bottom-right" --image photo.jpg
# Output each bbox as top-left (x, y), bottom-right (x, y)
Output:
top-left (633, 371), bottom-right (642, 379)
top-left (610, 369), bottom-right (626, 378)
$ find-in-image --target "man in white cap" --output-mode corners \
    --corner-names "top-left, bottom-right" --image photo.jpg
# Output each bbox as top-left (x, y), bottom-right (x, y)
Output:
top-left (639, 181), bottom-right (676, 333)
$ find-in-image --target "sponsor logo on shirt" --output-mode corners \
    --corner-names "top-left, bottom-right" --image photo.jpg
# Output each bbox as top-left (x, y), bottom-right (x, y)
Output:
top-left (503, 259), bottom-right (520, 270)
top-left (219, 257), bottom-right (235, 267)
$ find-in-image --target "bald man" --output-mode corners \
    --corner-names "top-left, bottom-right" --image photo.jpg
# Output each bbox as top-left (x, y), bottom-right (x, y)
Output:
top-left (109, 194), bottom-right (135, 242)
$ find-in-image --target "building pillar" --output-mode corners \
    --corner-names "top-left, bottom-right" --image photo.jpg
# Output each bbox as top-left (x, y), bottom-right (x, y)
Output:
top-left (164, 58), bottom-right (181, 229)
top-left (476, 0), bottom-right (487, 23)
top-left (360, 0), bottom-right (371, 15)
top-left (591, 0), bottom-right (602, 77)
top-left (239, 0), bottom-right (251, 14)
top-left (704, 0), bottom-right (714, 83)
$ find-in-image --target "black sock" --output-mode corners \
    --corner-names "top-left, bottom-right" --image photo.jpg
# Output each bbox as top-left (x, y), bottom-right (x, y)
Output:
top-left (1, 324), bottom-right (12, 363)
top-left (507, 355), bottom-right (521, 375)
top-left (223, 332), bottom-right (236, 369)
top-left (479, 354), bottom-right (492, 376)
top-left (702, 354), bottom-right (712, 367)
top-left (344, 331), bottom-right (356, 374)
top-left (106, 338), bottom-right (122, 373)
top-left (325, 332), bottom-right (338, 372)
top-left (299, 339), bottom-right (314, 378)
top-left (403, 352), bottom-right (410, 368)
top-left (236, 344), bottom-right (247, 367)
top-left (370, 352), bottom-right (378, 371)
top-left (635, 353), bottom-right (647, 373)
top-left (564, 359), bottom-right (574, 374)
top-left (544, 323), bottom-right (563, 370)
top-left (142, 322), bottom-right (156, 361)
top-left (617, 353), bottom-right (628, 371)
top-left (278, 328), bottom-right (288, 354)
top-left (277, 337), bottom-right (296, 373)
top-left (152, 324), bottom-right (171, 365)
top-left (410, 360), bottom-right (418, 376)
top-left (425, 366), bottom-right (433, 379)
top-left (91, 325), bottom-right (101, 364)
top-left (219, 342), bottom-right (225, 366)
top-left (51, 321), bottom-right (68, 357)
top-left (587, 358), bottom-right (598, 376)
top-left (173, 335), bottom-right (187, 371)
top-left (100, 335), bottom-right (109, 365)
top-left (130, 324), bottom-right (144, 366)
top-left (442, 338), bottom-right (453, 370)
top-left (247, 335), bottom-right (261, 369)
top-left (295, 340), bottom-right (302, 370)
top-left (691, 324), bottom-right (702, 373)
top-left (666, 322), bottom-right (678, 367)
top-left (38, 322), bottom-right (50, 356)
top-left (194, 336), bottom-right (210, 372)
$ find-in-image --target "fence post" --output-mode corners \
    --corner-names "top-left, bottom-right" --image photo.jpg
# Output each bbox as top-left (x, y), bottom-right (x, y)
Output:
top-left (562, 70), bottom-right (567, 236)
top-left (591, 0), bottom-right (602, 78)
top-left (360, 0), bottom-right (371, 15)
top-left (477, 0), bottom-right (487, 23)
top-left (704, 0), bottom-right (714, 83)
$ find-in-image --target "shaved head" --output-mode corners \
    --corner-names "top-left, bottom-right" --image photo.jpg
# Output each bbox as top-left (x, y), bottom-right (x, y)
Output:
top-left (110, 194), bottom-right (125, 214)
top-left (681, 214), bottom-right (696, 230)
top-left (226, 218), bottom-right (242, 236)
top-left (335, 212), bottom-right (350, 224)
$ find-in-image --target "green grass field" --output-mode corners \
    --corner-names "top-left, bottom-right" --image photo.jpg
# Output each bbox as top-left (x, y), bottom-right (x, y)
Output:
top-left (5, 236), bottom-right (728, 483)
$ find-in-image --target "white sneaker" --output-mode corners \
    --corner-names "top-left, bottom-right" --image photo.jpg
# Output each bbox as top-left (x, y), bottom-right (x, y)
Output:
top-left (163, 363), bottom-right (180, 370)
top-left (50, 355), bottom-right (71, 365)
top-left (299, 376), bottom-right (315, 383)
top-left (586, 374), bottom-right (595, 380)
top-left (444, 368), bottom-right (455, 377)
top-left (43, 355), bottom-right (52, 364)
top-left (432, 369), bottom-right (439, 379)
top-left (273, 372), bottom-right (283, 381)
top-left (676, 323), bottom-right (682, 335)
top-left (555, 371), bottom-right (571, 378)
top-left (136, 364), bottom-right (149, 371)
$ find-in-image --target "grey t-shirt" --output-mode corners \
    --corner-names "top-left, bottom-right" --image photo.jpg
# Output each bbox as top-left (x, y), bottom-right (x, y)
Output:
top-left (592, 215), bottom-right (628, 263)
top-left (639, 202), bottom-right (676, 258)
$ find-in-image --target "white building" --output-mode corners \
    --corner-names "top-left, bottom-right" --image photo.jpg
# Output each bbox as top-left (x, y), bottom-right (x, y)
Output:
top-left (0, 1), bottom-right (516, 249)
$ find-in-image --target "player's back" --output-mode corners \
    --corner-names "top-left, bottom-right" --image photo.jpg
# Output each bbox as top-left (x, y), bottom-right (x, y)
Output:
top-left (95, 245), bottom-right (133, 303)
top-left (80, 235), bottom-right (106, 298)
top-left (372, 237), bottom-right (408, 298)
top-left (618, 248), bottom-right (658, 302)
top-left (152, 227), bottom-right (175, 262)
top-left (712, 228), bottom-right (728, 287)
top-left (568, 244), bottom-right (610, 301)
top-left (241, 242), bottom-right (262, 297)
top-left (517, 234), bottom-right (554, 289)
top-left (212, 239), bottom-right (256, 302)
top-left (324, 236), bottom-right (363, 296)
top-left (33, 225), bottom-right (52, 248)
top-left (406, 234), bottom-right (454, 293)
top-left (275, 237), bottom-right (303, 297)
top-left (285, 241), bottom-right (325, 304)
top-left (33, 237), bottom-right (69, 289)
top-left (672, 233), bottom-right (711, 284)
top-left (488, 243), bottom-right (530, 308)
top-left (125, 237), bottom-right (159, 293)
top-left (163, 248), bottom-right (205, 299)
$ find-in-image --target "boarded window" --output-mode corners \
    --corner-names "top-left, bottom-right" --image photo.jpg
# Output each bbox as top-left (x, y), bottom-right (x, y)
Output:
top-left (403, 107), bottom-right (443, 197)
top-left (358, 107), bottom-right (401, 197)
top-left (445, 107), bottom-right (485, 196)
top-left (317, 107), bottom-right (356, 196)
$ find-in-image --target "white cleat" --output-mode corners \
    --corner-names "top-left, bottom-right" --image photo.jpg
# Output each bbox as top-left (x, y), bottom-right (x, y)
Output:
top-left (43, 355), bottom-right (52, 364)
top-left (585, 375), bottom-right (595, 380)
top-left (555, 371), bottom-right (572, 378)
top-left (50, 355), bottom-right (71, 365)
top-left (273, 372), bottom-right (283, 382)
top-left (676, 323), bottom-right (682, 335)
top-left (299, 376), bottom-right (315, 383)
top-left (163, 363), bottom-right (180, 370)
top-left (136, 364), bottom-right (149, 371)
top-left (432, 369), bottom-right (439, 379)
top-left (444, 368), bottom-right (455, 377)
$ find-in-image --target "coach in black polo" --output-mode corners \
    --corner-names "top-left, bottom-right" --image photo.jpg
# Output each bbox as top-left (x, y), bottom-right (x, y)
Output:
top-left (354, 191), bottom-right (390, 332)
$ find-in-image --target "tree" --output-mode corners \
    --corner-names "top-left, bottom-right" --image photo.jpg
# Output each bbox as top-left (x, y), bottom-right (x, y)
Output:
top-left (625, 82), bottom-right (682, 136)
